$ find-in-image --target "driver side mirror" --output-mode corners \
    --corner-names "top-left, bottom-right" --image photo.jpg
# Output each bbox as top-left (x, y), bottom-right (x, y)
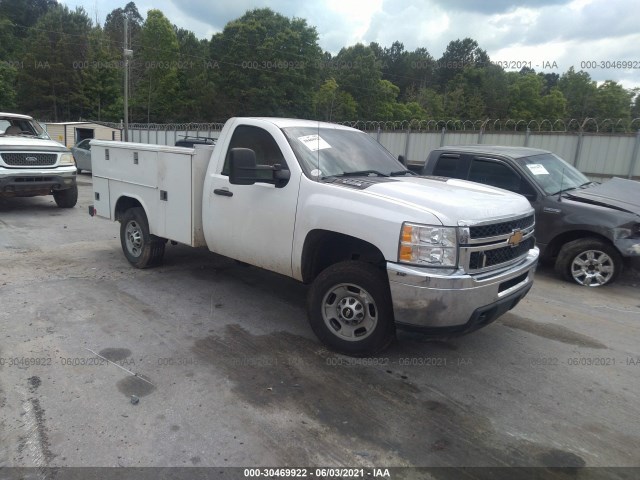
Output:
top-left (228, 148), bottom-right (291, 188)
top-left (229, 148), bottom-right (258, 185)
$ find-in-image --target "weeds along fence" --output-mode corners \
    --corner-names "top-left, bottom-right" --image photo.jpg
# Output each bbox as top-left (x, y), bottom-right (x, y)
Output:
top-left (99, 118), bottom-right (640, 181)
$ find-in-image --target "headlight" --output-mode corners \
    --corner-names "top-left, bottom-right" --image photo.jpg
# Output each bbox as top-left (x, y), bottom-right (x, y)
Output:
top-left (59, 153), bottom-right (75, 165)
top-left (399, 223), bottom-right (458, 267)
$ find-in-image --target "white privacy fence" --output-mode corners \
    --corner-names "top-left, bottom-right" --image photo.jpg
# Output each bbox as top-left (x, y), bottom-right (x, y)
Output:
top-left (369, 129), bottom-right (640, 181)
top-left (100, 120), bottom-right (640, 181)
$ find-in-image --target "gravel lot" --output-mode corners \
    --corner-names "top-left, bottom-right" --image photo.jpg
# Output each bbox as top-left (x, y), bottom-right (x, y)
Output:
top-left (0, 176), bottom-right (639, 473)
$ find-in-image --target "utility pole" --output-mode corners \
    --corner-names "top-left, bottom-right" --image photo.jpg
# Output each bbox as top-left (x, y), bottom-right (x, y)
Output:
top-left (123, 17), bottom-right (133, 141)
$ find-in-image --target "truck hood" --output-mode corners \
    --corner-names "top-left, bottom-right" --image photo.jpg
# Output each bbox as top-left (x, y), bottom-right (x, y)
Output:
top-left (0, 136), bottom-right (68, 152)
top-left (364, 175), bottom-right (533, 225)
top-left (565, 177), bottom-right (640, 215)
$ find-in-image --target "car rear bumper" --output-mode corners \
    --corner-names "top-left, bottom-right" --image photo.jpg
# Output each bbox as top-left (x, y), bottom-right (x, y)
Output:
top-left (387, 247), bottom-right (539, 333)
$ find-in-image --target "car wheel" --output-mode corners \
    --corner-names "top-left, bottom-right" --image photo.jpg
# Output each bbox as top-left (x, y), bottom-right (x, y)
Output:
top-left (307, 261), bottom-right (395, 356)
top-left (76, 168), bottom-right (82, 175)
top-left (555, 238), bottom-right (622, 287)
top-left (120, 207), bottom-right (165, 268)
top-left (53, 184), bottom-right (78, 208)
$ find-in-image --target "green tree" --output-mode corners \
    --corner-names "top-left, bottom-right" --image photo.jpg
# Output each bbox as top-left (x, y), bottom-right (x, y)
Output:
top-left (374, 79), bottom-right (401, 119)
top-left (540, 87), bottom-right (567, 119)
top-left (0, 0), bottom-right (57, 59)
top-left (479, 65), bottom-right (510, 118)
top-left (539, 72), bottom-right (560, 94)
top-left (440, 69), bottom-right (487, 119)
top-left (82, 27), bottom-right (122, 121)
top-left (0, 0), bottom-right (57, 30)
top-left (104, 2), bottom-right (143, 50)
top-left (436, 38), bottom-right (490, 86)
top-left (332, 43), bottom-right (382, 118)
top-left (17, 5), bottom-right (92, 120)
top-left (131, 9), bottom-right (179, 122)
top-left (406, 47), bottom-right (436, 92)
top-left (374, 42), bottom-right (436, 101)
top-left (210, 8), bottom-right (322, 118)
top-left (507, 73), bottom-right (543, 119)
top-left (0, 62), bottom-right (17, 110)
top-left (416, 88), bottom-right (445, 118)
top-left (0, 17), bottom-right (17, 59)
top-left (313, 78), bottom-right (357, 121)
top-left (171, 27), bottom-right (216, 122)
top-left (631, 88), bottom-right (640, 119)
top-left (557, 67), bottom-right (598, 120)
top-left (104, 2), bottom-right (144, 104)
top-left (593, 81), bottom-right (633, 120)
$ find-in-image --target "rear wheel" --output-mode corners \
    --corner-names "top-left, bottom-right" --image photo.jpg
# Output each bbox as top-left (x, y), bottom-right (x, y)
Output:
top-left (555, 238), bottom-right (622, 287)
top-left (53, 184), bottom-right (78, 208)
top-left (76, 168), bottom-right (82, 175)
top-left (307, 261), bottom-right (395, 356)
top-left (120, 207), bottom-right (165, 268)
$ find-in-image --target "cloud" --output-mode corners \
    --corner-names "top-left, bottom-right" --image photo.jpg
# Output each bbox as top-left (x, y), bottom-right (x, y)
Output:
top-left (429, 0), bottom-right (568, 14)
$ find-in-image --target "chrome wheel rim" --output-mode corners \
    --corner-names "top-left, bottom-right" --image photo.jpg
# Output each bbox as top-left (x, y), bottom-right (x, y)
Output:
top-left (125, 221), bottom-right (144, 258)
top-left (321, 283), bottom-right (378, 341)
top-left (570, 249), bottom-right (614, 286)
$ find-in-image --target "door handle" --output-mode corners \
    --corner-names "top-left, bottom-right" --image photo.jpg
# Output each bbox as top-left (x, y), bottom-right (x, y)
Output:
top-left (214, 189), bottom-right (233, 197)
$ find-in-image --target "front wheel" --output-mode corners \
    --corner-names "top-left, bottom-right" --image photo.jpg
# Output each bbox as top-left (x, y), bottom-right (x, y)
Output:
top-left (53, 184), bottom-right (78, 208)
top-left (555, 238), bottom-right (622, 287)
top-left (120, 207), bottom-right (165, 268)
top-left (307, 261), bottom-right (395, 356)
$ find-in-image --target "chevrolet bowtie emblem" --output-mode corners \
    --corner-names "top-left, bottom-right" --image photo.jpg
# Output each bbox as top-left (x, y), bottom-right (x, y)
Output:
top-left (508, 230), bottom-right (524, 247)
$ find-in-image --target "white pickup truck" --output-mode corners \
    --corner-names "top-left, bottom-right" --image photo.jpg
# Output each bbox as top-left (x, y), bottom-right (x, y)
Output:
top-left (89, 117), bottom-right (539, 355)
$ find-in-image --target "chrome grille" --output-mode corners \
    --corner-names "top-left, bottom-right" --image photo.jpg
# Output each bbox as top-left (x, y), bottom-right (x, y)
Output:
top-left (460, 214), bottom-right (536, 273)
top-left (469, 214), bottom-right (535, 239)
top-left (469, 237), bottom-right (536, 269)
top-left (1, 153), bottom-right (57, 166)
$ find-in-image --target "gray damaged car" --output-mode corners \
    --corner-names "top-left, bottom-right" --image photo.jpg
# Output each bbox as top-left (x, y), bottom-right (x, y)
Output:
top-left (423, 145), bottom-right (640, 287)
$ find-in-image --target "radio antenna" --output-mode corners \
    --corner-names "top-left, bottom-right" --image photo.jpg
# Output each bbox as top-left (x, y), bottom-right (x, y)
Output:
top-left (316, 121), bottom-right (320, 182)
top-left (557, 167), bottom-right (565, 202)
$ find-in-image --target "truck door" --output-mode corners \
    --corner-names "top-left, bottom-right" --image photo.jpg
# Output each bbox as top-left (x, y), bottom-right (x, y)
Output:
top-left (206, 124), bottom-right (300, 277)
top-left (467, 156), bottom-right (548, 243)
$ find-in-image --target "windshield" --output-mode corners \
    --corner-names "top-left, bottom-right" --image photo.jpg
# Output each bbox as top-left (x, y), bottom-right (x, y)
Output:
top-left (282, 127), bottom-right (405, 178)
top-left (516, 153), bottom-right (591, 195)
top-left (0, 116), bottom-right (51, 139)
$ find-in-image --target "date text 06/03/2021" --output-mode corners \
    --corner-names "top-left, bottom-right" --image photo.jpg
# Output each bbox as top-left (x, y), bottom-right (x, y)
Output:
top-left (242, 468), bottom-right (392, 478)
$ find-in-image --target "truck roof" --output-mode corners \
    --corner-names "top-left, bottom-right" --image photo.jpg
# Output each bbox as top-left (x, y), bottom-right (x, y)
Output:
top-left (234, 117), bottom-right (358, 131)
top-left (0, 112), bottom-right (35, 120)
top-left (436, 145), bottom-right (551, 158)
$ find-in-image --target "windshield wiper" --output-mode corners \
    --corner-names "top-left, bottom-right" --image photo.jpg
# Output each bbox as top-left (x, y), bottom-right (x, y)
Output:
top-left (389, 170), bottom-right (417, 176)
top-left (551, 186), bottom-right (578, 196)
top-left (334, 170), bottom-right (389, 177)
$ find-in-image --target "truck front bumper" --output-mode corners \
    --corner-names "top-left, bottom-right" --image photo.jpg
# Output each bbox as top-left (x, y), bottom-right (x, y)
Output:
top-left (0, 167), bottom-right (76, 196)
top-left (387, 247), bottom-right (539, 334)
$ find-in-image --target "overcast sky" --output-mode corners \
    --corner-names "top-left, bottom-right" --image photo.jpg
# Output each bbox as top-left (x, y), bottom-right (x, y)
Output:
top-left (63, 0), bottom-right (640, 88)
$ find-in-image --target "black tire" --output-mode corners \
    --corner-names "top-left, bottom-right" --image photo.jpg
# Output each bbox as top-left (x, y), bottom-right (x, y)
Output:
top-left (53, 184), bottom-right (78, 208)
top-left (120, 207), bottom-right (165, 268)
top-left (307, 261), bottom-right (395, 356)
top-left (76, 168), bottom-right (82, 175)
top-left (555, 238), bottom-right (622, 287)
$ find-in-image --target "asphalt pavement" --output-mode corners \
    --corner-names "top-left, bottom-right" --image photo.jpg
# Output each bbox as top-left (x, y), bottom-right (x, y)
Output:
top-left (0, 176), bottom-right (638, 474)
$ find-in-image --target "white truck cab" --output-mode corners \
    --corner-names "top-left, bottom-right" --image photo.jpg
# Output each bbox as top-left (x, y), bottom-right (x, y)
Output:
top-left (90, 118), bottom-right (539, 356)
